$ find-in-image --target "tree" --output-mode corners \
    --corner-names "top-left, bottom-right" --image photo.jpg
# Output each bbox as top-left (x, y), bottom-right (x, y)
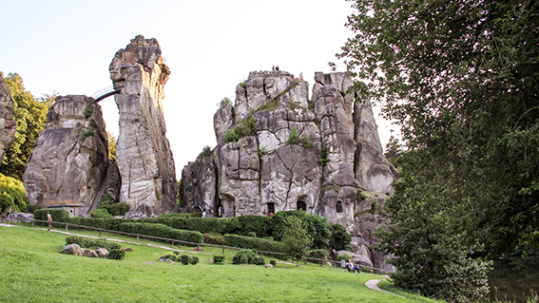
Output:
top-left (0, 73), bottom-right (51, 179)
top-left (108, 132), bottom-right (117, 160)
top-left (281, 216), bottom-right (313, 266)
top-left (337, 0), bottom-right (538, 299)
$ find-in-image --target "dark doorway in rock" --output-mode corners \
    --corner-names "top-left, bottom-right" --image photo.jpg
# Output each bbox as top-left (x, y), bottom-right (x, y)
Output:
top-left (336, 200), bottom-right (343, 213)
top-left (297, 201), bottom-right (306, 211)
top-left (267, 202), bottom-right (275, 215)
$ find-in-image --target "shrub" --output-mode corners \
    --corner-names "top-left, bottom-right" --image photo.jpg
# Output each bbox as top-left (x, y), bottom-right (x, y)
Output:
top-left (65, 236), bottom-right (121, 251)
top-left (270, 260), bottom-right (276, 266)
top-left (224, 129), bottom-right (240, 143)
top-left (252, 257), bottom-right (265, 265)
top-left (272, 210), bottom-right (331, 249)
top-left (286, 126), bottom-right (301, 144)
top-left (202, 145), bottom-right (212, 156)
top-left (219, 97), bottom-right (231, 107)
top-left (301, 135), bottom-right (314, 148)
top-left (0, 193), bottom-right (13, 212)
top-left (97, 194), bottom-right (129, 216)
top-left (307, 249), bottom-right (329, 260)
top-left (161, 252), bottom-right (174, 260)
top-left (330, 223), bottom-right (352, 251)
top-left (190, 256), bottom-right (199, 265)
top-left (180, 255), bottom-right (191, 265)
top-left (0, 173), bottom-right (29, 212)
top-left (317, 147), bottom-right (330, 166)
top-left (34, 209), bottom-right (69, 222)
top-left (173, 251), bottom-right (180, 256)
top-left (213, 255), bottom-right (225, 264)
top-left (204, 233), bottom-right (225, 245)
top-left (232, 250), bottom-right (259, 265)
top-left (224, 234), bottom-right (283, 252)
top-left (247, 232), bottom-right (256, 238)
top-left (80, 130), bottom-right (95, 141)
top-left (91, 208), bottom-right (113, 218)
top-left (118, 223), bottom-right (204, 244)
top-left (257, 147), bottom-right (268, 159)
top-left (234, 215), bottom-right (273, 237)
top-left (83, 106), bottom-right (93, 118)
top-left (25, 204), bottom-right (43, 214)
top-left (108, 249), bottom-right (125, 260)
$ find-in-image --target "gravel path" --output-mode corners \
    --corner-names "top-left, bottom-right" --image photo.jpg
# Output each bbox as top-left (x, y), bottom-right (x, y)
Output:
top-left (365, 279), bottom-right (403, 297)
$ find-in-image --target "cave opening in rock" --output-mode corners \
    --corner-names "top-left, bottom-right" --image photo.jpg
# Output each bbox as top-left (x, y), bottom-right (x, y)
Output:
top-left (267, 202), bottom-right (275, 214)
top-left (297, 200), bottom-right (306, 211)
top-left (336, 200), bottom-right (343, 213)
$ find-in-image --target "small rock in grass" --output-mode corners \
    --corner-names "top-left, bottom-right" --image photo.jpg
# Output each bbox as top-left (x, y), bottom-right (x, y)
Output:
top-left (95, 248), bottom-right (109, 258)
top-left (83, 249), bottom-right (98, 258)
top-left (143, 261), bottom-right (154, 265)
top-left (159, 257), bottom-right (166, 262)
top-left (265, 264), bottom-right (274, 268)
top-left (60, 244), bottom-right (84, 256)
top-left (165, 259), bottom-right (175, 264)
top-left (122, 247), bottom-right (133, 252)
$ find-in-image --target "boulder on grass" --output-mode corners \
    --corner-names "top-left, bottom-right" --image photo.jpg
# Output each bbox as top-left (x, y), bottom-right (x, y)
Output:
top-left (95, 248), bottom-right (109, 258)
top-left (83, 249), bottom-right (97, 258)
top-left (60, 244), bottom-right (84, 256)
top-left (122, 247), bottom-right (133, 252)
top-left (265, 264), bottom-right (274, 268)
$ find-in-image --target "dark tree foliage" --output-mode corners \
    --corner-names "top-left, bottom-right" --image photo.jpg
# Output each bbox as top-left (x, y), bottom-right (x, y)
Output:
top-left (337, 0), bottom-right (538, 300)
top-left (339, 0), bottom-right (539, 256)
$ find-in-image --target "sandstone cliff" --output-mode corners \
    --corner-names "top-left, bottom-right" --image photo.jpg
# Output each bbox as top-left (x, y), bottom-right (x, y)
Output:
top-left (0, 76), bottom-right (16, 163)
top-left (180, 71), bottom-right (398, 269)
top-left (23, 95), bottom-right (109, 212)
top-left (109, 35), bottom-right (177, 217)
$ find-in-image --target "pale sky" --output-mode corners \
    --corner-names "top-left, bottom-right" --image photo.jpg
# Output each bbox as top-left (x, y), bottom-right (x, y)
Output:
top-left (0, 0), bottom-right (396, 178)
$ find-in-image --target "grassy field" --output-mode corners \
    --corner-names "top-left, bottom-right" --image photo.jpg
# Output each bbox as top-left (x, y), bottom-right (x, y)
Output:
top-left (0, 225), bottom-right (440, 303)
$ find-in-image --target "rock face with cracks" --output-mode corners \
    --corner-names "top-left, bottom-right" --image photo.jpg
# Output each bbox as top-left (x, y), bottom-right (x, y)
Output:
top-left (0, 76), bottom-right (16, 163)
top-left (23, 95), bottom-right (109, 214)
top-left (180, 71), bottom-right (398, 269)
top-left (109, 35), bottom-right (177, 217)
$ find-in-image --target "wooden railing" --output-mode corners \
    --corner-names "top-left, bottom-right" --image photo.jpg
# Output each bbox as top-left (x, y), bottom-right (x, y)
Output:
top-left (31, 219), bottom-right (381, 272)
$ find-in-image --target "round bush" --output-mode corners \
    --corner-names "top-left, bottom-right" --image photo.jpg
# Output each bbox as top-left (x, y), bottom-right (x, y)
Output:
top-left (253, 257), bottom-right (265, 265)
top-left (108, 249), bottom-right (125, 260)
top-left (270, 260), bottom-right (276, 266)
top-left (247, 232), bottom-right (257, 238)
top-left (91, 208), bottom-right (113, 218)
top-left (233, 254), bottom-right (248, 264)
top-left (180, 255), bottom-right (191, 265)
top-left (213, 255), bottom-right (225, 264)
top-left (190, 256), bottom-right (199, 265)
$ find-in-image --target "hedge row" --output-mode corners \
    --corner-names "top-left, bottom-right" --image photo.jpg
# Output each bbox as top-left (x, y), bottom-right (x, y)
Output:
top-left (34, 209), bottom-right (69, 221)
top-left (224, 234), bottom-right (283, 252)
top-left (118, 223), bottom-right (204, 244)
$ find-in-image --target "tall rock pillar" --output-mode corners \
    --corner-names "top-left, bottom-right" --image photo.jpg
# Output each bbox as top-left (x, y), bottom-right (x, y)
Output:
top-left (23, 95), bottom-right (109, 211)
top-left (109, 35), bottom-right (176, 217)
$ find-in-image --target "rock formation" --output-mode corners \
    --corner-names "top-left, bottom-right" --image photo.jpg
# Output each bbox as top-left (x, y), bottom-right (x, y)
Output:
top-left (109, 35), bottom-right (177, 217)
top-left (23, 95), bottom-right (109, 213)
top-left (0, 76), bottom-right (16, 163)
top-left (180, 71), bottom-right (398, 269)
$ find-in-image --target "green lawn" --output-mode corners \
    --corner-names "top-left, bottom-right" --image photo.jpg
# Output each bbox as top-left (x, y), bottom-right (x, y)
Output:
top-left (0, 225), bottom-right (439, 302)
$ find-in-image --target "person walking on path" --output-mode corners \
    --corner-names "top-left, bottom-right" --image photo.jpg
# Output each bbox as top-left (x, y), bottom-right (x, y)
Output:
top-left (47, 211), bottom-right (53, 231)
